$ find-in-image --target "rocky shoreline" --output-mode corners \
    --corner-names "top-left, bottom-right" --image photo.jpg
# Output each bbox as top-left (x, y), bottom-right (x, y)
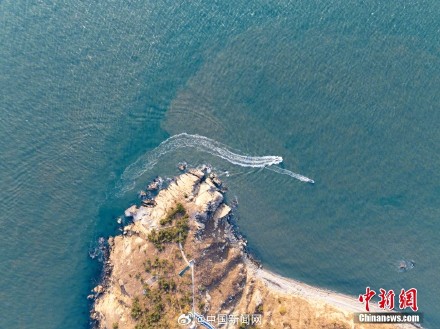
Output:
top-left (90, 168), bottom-right (421, 329)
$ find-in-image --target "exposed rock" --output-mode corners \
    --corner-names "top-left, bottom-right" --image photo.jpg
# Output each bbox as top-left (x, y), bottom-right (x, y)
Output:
top-left (187, 168), bottom-right (204, 179)
top-left (92, 171), bottom-right (420, 329)
top-left (124, 205), bottom-right (137, 218)
top-left (209, 173), bottom-right (223, 188)
top-left (146, 177), bottom-right (163, 191)
top-left (195, 221), bottom-right (205, 230)
top-left (141, 198), bottom-right (156, 207)
top-left (194, 181), bottom-right (223, 217)
top-left (93, 285), bottom-right (104, 294)
top-left (213, 203), bottom-right (231, 221)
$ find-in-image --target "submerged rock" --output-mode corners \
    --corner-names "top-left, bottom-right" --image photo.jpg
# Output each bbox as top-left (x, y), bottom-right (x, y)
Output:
top-left (177, 161), bottom-right (187, 171)
top-left (146, 177), bottom-right (163, 191)
top-left (138, 190), bottom-right (147, 200)
top-left (398, 259), bottom-right (415, 272)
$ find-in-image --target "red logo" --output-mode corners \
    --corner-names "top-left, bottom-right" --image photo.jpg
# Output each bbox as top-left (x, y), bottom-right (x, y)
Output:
top-left (358, 287), bottom-right (418, 312)
top-left (399, 288), bottom-right (418, 312)
top-left (378, 288), bottom-right (395, 310)
top-left (358, 287), bottom-right (376, 311)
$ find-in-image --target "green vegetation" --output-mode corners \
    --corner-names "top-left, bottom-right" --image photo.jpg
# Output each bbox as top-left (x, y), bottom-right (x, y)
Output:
top-left (131, 260), bottom-right (193, 329)
top-left (131, 297), bottom-right (142, 320)
top-left (158, 277), bottom-right (176, 292)
top-left (132, 275), bottom-right (190, 329)
top-left (112, 323), bottom-right (119, 329)
top-left (132, 203), bottom-right (195, 329)
top-left (144, 257), bottom-right (170, 273)
top-left (148, 204), bottom-right (189, 251)
top-left (159, 217), bottom-right (173, 226)
top-left (159, 203), bottom-right (186, 226)
top-left (132, 284), bottom-right (169, 327)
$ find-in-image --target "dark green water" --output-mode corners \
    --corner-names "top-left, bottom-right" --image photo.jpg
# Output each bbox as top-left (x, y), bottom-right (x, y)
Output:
top-left (1, 1), bottom-right (439, 328)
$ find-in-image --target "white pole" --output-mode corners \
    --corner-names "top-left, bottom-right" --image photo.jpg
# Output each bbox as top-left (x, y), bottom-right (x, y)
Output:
top-left (191, 260), bottom-right (195, 317)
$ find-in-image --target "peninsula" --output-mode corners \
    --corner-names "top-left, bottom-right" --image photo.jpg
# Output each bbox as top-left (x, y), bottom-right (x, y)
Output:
top-left (91, 168), bottom-right (420, 329)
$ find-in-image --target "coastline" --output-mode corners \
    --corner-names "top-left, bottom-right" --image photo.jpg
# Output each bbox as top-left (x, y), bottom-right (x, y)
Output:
top-left (91, 168), bottom-right (422, 329)
top-left (253, 266), bottom-right (422, 329)
top-left (253, 265), bottom-right (417, 319)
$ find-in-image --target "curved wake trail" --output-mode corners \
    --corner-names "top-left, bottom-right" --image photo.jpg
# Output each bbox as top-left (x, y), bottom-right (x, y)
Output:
top-left (116, 133), bottom-right (313, 195)
top-left (265, 165), bottom-right (315, 184)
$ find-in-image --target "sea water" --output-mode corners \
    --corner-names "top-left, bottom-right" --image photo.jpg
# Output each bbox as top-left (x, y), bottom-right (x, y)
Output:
top-left (1, 0), bottom-right (439, 328)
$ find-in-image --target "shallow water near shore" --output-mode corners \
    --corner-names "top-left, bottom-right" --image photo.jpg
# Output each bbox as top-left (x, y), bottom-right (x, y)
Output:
top-left (1, 1), bottom-right (439, 328)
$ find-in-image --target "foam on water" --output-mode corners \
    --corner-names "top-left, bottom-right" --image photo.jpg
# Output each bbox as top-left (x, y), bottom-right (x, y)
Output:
top-left (266, 165), bottom-right (315, 184)
top-left (116, 133), bottom-right (313, 195)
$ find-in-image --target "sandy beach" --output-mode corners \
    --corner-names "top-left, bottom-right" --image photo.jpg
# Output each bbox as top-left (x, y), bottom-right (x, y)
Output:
top-left (92, 170), bottom-right (424, 329)
top-left (252, 264), bottom-right (422, 329)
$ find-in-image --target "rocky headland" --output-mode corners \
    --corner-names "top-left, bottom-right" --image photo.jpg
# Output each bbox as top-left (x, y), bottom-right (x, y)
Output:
top-left (91, 168), bottom-right (420, 329)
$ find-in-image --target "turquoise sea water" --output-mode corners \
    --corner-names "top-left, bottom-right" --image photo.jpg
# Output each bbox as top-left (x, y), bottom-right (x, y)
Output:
top-left (1, 1), bottom-right (439, 328)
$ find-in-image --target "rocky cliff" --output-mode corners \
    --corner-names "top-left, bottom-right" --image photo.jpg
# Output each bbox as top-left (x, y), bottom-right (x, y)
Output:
top-left (91, 168), bottom-right (419, 329)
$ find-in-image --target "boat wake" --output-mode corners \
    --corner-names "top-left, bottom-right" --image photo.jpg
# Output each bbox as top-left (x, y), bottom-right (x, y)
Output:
top-left (116, 133), bottom-right (313, 195)
top-left (266, 165), bottom-right (315, 184)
